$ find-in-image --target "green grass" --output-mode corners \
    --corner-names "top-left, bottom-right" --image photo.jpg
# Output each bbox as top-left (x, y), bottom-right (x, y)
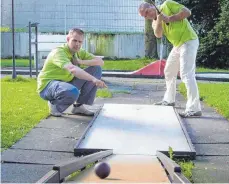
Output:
top-left (65, 162), bottom-right (96, 182)
top-left (1, 76), bottom-right (114, 150)
top-left (0, 27), bottom-right (26, 32)
top-left (1, 58), bottom-right (229, 72)
top-left (196, 67), bottom-right (229, 73)
top-left (179, 83), bottom-right (229, 120)
top-left (168, 147), bottom-right (194, 181)
top-left (1, 59), bottom-right (34, 67)
top-left (178, 160), bottom-right (195, 181)
top-left (102, 58), bottom-right (153, 70)
top-left (112, 90), bottom-right (131, 94)
top-left (1, 76), bottom-right (49, 149)
top-left (96, 88), bottom-right (113, 98)
top-left (0, 58), bottom-right (153, 70)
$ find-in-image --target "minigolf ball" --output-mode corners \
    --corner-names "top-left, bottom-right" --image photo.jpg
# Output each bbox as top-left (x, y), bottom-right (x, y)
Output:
top-left (94, 162), bottom-right (110, 179)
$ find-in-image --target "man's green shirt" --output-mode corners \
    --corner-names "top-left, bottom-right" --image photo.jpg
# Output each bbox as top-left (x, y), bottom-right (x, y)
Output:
top-left (37, 44), bottom-right (94, 93)
top-left (160, 0), bottom-right (198, 47)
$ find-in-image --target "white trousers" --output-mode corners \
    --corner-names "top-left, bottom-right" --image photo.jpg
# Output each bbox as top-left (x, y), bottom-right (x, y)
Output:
top-left (163, 39), bottom-right (201, 112)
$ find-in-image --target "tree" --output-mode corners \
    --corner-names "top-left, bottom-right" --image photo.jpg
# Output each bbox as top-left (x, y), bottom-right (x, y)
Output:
top-left (197, 0), bottom-right (229, 68)
top-left (144, 0), bottom-right (158, 58)
top-left (177, 0), bottom-right (221, 38)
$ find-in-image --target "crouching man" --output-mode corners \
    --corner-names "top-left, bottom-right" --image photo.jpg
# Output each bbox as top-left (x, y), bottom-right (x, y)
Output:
top-left (37, 28), bottom-right (107, 117)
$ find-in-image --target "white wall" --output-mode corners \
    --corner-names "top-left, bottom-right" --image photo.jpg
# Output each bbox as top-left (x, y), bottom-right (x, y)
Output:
top-left (1, 33), bottom-right (145, 59)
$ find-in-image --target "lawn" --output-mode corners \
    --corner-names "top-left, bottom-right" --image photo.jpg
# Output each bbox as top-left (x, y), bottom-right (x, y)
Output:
top-left (1, 58), bottom-right (228, 72)
top-left (179, 82), bottom-right (229, 120)
top-left (1, 77), bottom-right (113, 150)
top-left (1, 59), bottom-right (34, 67)
top-left (1, 76), bottom-right (49, 150)
top-left (196, 67), bottom-right (229, 73)
top-left (1, 58), bottom-right (153, 70)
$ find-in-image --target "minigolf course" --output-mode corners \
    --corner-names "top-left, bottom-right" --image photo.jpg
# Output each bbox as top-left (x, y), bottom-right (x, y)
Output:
top-left (38, 104), bottom-right (194, 183)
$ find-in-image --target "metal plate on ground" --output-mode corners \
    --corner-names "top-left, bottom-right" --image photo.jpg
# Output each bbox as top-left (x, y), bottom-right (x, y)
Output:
top-left (66, 155), bottom-right (170, 183)
top-left (76, 104), bottom-right (193, 155)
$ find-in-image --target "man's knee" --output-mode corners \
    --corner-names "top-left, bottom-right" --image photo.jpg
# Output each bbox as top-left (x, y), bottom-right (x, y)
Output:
top-left (61, 87), bottom-right (79, 103)
top-left (164, 67), bottom-right (173, 79)
top-left (88, 66), bottom-right (102, 78)
top-left (180, 73), bottom-right (195, 83)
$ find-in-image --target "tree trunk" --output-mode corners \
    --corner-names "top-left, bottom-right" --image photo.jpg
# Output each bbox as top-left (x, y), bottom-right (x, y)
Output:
top-left (144, 0), bottom-right (157, 58)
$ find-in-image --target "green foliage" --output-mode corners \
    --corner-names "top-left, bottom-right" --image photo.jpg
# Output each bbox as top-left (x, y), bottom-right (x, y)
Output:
top-left (168, 147), bottom-right (194, 181)
top-left (178, 160), bottom-right (195, 181)
top-left (168, 146), bottom-right (174, 160)
top-left (177, 0), bottom-right (229, 69)
top-left (197, 0), bottom-right (229, 68)
top-left (177, 0), bottom-right (220, 37)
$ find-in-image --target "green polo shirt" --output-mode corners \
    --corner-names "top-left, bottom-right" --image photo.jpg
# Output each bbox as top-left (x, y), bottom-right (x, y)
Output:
top-left (160, 0), bottom-right (198, 47)
top-left (37, 44), bottom-right (94, 93)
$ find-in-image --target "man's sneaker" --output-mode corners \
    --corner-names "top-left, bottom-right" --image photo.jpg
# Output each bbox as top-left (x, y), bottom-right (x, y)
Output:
top-left (154, 101), bottom-right (175, 106)
top-left (179, 111), bottom-right (202, 118)
top-left (48, 101), bottom-right (63, 117)
top-left (71, 104), bottom-right (94, 116)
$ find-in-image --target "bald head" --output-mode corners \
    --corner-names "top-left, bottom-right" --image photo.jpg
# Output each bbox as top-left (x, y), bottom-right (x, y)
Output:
top-left (138, 2), bottom-right (157, 20)
top-left (138, 2), bottom-right (151, 12)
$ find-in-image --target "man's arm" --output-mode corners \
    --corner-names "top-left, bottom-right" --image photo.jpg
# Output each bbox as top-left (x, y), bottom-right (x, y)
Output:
top-left (64, 63), bottom-right (107, 88)
top-left (152, 17), bottom-right (163, 38)
top-left (76, 56), bottom-right (104, 66)
top-left (155, 7), bottom-right (191, 25)
top-left (168, 7), bottom-right (191, 22)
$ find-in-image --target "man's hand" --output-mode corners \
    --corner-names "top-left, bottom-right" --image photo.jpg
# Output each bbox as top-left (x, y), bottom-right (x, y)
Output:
top-left (157, 13), bottom-right (170, 24)
top-left (92, 78), bottom-right (107, 88)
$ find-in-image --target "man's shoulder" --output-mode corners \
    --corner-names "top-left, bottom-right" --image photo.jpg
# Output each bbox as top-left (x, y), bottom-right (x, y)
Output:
top-left (55, 44), bottom-right (67, 52)
top-left (50, 44), bottom-right (68, 55)
top-left (163, 0), bottom-right (180, 6)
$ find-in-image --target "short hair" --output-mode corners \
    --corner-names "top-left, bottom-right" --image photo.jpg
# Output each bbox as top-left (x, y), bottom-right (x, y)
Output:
top-left (138, 2), bottom-right (152, 13)
top-left (68, 28), bottom-right (84, 36)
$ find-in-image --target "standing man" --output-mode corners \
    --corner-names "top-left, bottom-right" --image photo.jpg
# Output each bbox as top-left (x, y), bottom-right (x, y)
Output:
top-left (138, 0), bottom-right (202, 118)
top-left (37, 28), bottom-right (107, 117)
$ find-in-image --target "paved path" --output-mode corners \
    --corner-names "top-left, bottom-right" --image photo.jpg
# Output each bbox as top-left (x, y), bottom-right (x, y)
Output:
top-left (1, 77), bottom-right (229, 183)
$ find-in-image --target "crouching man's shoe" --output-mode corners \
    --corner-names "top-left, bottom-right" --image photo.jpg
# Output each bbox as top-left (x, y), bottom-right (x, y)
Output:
top-left (71, 104), bottom-right (94, 116)
top-left (48, 101), bottom-right (63, 117)
top-left (179, 111), bottom-right (202, 118)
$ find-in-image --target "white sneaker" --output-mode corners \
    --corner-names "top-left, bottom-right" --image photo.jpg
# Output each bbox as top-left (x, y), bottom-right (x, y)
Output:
top-left (154, 101), bottom-right (175, 106)
top-left (179, 111), bottom-right (202, 118)
top-left (48, 101), bottom-right (63, 117)
top-left (71, 104), bottom-right (94, 116)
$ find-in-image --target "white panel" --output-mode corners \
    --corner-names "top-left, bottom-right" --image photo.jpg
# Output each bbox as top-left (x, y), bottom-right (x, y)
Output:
top-left (79, 104), bottom-right (191, 155)
top-left (2, 0), bottom-right (145, 33)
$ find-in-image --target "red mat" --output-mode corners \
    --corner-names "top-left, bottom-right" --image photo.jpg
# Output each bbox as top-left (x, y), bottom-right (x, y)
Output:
top-left (132, 59), bottom-right (166, 76)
